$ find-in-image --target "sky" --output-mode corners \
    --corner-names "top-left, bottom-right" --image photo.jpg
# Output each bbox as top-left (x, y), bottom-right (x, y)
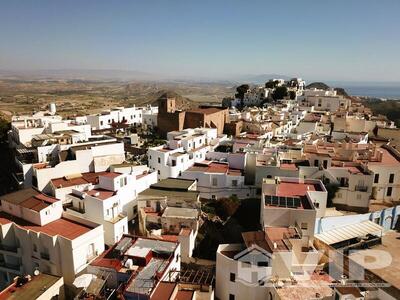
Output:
top-left (1, 0), bottom-right (400, 82)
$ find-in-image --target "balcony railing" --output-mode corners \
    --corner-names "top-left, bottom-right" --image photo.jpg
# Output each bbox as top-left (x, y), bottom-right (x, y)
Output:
top-left (355, 185), bottom-right (368, 192)
top-left (86, 250), bottom-right (99, 263)
top-left (0, 261), bottom-right (21, 271)
top-left (68, 205), bottom-right (85, 214)
top-left (0, 244), bottom-right (19, 253)
top-left (40, 252), bottom-right (50, 260)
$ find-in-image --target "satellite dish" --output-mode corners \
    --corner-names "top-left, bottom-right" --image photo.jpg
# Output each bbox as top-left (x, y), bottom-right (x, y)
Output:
top-left (33, 269), bottom-right (40, 276)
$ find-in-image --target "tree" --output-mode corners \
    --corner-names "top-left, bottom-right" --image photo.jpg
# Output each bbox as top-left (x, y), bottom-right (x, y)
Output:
top-left (272, 86), bottom-right (288, 100)
top-left (0, 117), bottom-right (10, 143)
top-left (235, 84), bottom-right (249, 100)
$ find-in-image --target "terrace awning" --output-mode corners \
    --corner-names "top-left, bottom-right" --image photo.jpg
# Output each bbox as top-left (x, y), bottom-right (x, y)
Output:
top-left (315, 220), bottom-right (383, 245)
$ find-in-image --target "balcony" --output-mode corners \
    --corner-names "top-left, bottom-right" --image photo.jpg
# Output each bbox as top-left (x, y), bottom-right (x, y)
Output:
top-left (0, 261), bottom-right (23, 273)
top-left (355, 185), bottom-right (368, 192)
top-left (67, 204), bottom-right (85, 214)
top-left (0, 244), bottom-right (21, 256)
top-left (107, 212), bottom-right (127, 224)
top-left (86, 250), bottom-right (99, 263)
top-left (40, 252), bottom-right (50, 260)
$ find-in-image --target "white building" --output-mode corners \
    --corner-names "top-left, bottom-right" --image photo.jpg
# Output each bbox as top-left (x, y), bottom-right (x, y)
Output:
top-left (137, 178), bottom-right (200, 261)
top-left (142, 105), bottom-right (158, 129)
top-left (86, 106), bottom-right (144, 130)
top-left (367, 146), bottom-right (400, 203)
top-left (0, 188), bottom-right (104, 290)
top-left (242, 86), bottom-right (269, 107)
top-left (148, 128), bottom-right (220, 180)
top-left (64, 170), bottom-right (157, 245)
top-left (181, 161), bottom-right (254, 200)
top-left (33, 141), bottom-right (125, 193)
top-left (301, 94), bottom-right (350, 112)
top-left (215, 177), bottom-right (331, 300)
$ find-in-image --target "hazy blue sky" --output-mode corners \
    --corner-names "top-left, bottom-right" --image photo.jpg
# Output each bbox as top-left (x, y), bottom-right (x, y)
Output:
top-left (1, 0), bottom-right (400, 81)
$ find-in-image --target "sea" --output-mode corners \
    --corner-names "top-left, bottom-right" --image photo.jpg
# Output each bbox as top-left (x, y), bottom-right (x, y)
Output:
top-left (335, 84), bottom-right (400, 100)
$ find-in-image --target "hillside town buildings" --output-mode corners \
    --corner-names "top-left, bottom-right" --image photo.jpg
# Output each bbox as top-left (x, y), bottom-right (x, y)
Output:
top-left (1, 78), bottom-right (400, 299)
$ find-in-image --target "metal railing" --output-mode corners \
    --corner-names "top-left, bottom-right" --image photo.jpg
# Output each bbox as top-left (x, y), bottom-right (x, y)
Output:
top-left (355, 185), bottom-right (368, 192)
top-left (40, 252), bottom-right (50, 260)
top-left (0, 244), bottom-right (19, 253)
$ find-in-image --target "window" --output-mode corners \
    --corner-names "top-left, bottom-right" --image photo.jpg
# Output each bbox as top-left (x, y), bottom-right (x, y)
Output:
top-left (337, 193), bottom-right (342, 199)
top-left (158, 157), bottom-right (161, 164)
top-left (33, 244), bottom-right (37, 252)
top-left (229, 294), bottom-right (235, 300)
top-left (211, 195), bottom-right (216, 200)
top-left (158, 170), bottom-right (160, 175)
top-left (124, 177), bottom-right (127, 185)
top-left (314, 160), bottom-right (319, 167)
top-left (389, 174), bottom-right (395, 184)
top-left (374, 174), bottom-right (379, 184)
top-left (301, 223), bottom-right (308, 230)
top-left (356, 194), bottom-right (361, 200)
top-left (323, 160), bottom-right (328, 169)
top-left (212, 177), bottom-right (218, 186)
top-left (232, 180), bottom-right (238, 187)
top-left (230, 273), bottom-right (235, 282)
top-left (257, 261), bottom-right (269, 267)
top-left (387, 187), bottom-right (393, 197)
top-left (314, 202), bottom-right (320, 208)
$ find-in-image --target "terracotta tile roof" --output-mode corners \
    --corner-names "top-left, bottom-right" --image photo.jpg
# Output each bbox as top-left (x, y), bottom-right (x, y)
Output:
top-left (176, 290), bottom-right (194, 300)
top-left (0, 212), bottom-right (92, 240)
top-left (276, 181), bottom-right (317, 197)
top-left (86, 188), bottom-right (115, 200)
top-left (187, 162), bottom-right (243, 175)
top-left (99, 172), bottom-right (122, 179)
top-left (150, 282), bottom-right (176, 300)
top-left (1, 188), bottom-right (59, 212)
top-left (51, 176), bottom-right (89, 188)
top-left (51, 171), bottom-right (112, 188)
top-left (368, 148), bottom-right (400, 166)
top-left (280, 163), bottom-right (298, 171)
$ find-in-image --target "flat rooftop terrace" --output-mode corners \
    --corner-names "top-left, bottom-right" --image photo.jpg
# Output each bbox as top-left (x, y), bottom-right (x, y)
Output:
top-left (0, 273), bottom-right (62, 300)
top-left (264, 195), bottom-right (313, 210)
top-left (349, 230), bottom-right (400, 290)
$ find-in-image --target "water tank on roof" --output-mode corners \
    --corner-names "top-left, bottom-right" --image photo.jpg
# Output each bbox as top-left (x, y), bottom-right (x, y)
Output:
top-left (49, 103), bottom-right (56, 114)
top-left (125, 259), bottom-right (133, 269)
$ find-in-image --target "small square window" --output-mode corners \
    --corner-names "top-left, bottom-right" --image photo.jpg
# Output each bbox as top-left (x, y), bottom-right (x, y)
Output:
top-left (374, 174), bottom-right (379, 184)
top-left (389, 174), bottom-right (395, 184)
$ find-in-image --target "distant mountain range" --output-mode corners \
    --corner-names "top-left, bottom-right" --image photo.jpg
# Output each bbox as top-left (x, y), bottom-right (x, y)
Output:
top-left (0, 69), bottom-right (163, 81)
top-left (0, 69), bottom-right (294, 84)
